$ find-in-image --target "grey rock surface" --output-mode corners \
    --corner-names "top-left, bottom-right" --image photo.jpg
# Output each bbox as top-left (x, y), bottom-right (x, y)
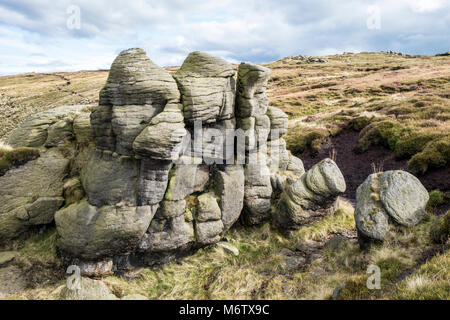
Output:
top-left (0, 48), bottom-right (344, 273)
top-left (197, 192), bottom-right (221, 222)
top-left (7, 105), bottom-right (85, 148)
top-left (139, 214), bottom-right (194, 252)
top-left (0, 149), bottom-right (69, 240)
top-left (55, 201), bottom-right (157, 259)
top-left (354, 170), bottom-right (429, 244)
top-left (214, 165), bottom-right (245, 230)
top-left (379, 170), bottom-right (429, 226)
top-left (81, 150), bottom-right (138, 207)
top-left (174, 51), bottom-right (236, 124)
top-left (133, 103), bottom-right (186, 160)
top-left (274, 158), bottom-right (345, 229)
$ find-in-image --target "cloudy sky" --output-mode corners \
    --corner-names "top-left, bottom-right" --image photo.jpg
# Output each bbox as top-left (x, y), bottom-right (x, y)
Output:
top-left (0, 0), bottom-right (449, 75)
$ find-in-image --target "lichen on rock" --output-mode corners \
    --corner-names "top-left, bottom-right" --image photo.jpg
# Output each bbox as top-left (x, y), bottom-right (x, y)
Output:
top-left (354, 170), bottom-right (429, 247)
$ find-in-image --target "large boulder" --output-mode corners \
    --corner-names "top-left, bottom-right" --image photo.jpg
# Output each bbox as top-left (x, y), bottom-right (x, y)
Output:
top-left (353, 174), bottom-right (390, 241)
top-left (0, 48), bottom-right (344, 274)
top-left (378, 171), bottom-right (429, 226)
top-left (355, 170), bottom-right (429, 245)
top-left (99, 48), bottom-right (179, 107)
top-left (273, 158), bottom-right (346, 229)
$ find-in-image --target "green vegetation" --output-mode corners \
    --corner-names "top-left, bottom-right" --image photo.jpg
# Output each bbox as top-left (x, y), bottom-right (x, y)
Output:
top-left (408, 136), bottom-right (450, 174)
top-left (430, 211), bottom-right (450, 244)
top-left (427, 190), bottom-right (445, 210)
top-left (297, 201), bottom-right (355, 241)
top-left (4, 199), bottom-right (447, 300)
top-left (0, 146), bottom-right (40, 175)
top-left (284, 125), bottom-right (330, 155)
top-left (356, 120), bottom-right (406, 153)
top-left (390, 253), bottom-right (450, 300)
top-left (264, 53), bottom-right (450, 174)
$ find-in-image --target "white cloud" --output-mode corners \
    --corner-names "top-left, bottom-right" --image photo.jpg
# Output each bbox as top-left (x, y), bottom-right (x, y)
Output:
top-left (0, 0), bottom-right (449, 75)
top-left (409, 0), bottom-right (447, 13)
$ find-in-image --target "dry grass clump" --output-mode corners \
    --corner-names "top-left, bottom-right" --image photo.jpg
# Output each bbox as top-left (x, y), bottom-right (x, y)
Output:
top-left (284, 125), bottom-right (330, 155)
top-left (0, 144), bottom-right (40, 175)
top-left (4, 199), bottom-right (448, 300)
top-left (389, 252), bottom-right (450, 300)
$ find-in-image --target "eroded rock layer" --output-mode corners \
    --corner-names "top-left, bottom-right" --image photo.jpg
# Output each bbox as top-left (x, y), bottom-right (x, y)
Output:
top-left (0, 48), bottom-right (343, 273)
top-left (273, 158), bottom-right (346, 229)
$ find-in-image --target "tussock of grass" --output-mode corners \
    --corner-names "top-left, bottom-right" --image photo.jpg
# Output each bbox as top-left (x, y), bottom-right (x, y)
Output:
top-left (16, 228), bottom-right (59, 265)
top-left (0, 146), bottom-right (40, 175)
top-left (408, 135), bottom-right (450, 174)
top-left (355, 120), bottom-right (449, 174)
top-left (297, 200), bottom-right (355, 241)
top-left (426, 190), bottom-right (445, 210)
top-left (390, 252), bottom-right (450, 300)
top-left (430, 211), bottom-right (450, 244)
top-left (284, 125), bottom-right (330, 155)
top-left (356, 120), bottom-right (406, 153)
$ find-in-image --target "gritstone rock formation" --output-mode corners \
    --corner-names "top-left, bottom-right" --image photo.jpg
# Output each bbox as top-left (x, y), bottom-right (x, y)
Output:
top-left (273, 158), bottom-right (346, 229)
top-left (354, 170), bottom-right (429, 247)
top-left (0, 48), bottom-right (345, 274)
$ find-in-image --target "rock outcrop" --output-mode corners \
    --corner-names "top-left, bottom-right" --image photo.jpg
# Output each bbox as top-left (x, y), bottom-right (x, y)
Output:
top-left (354, 170), bottom-right (429, 247)
top-left (1, 105), bottom-right (92, 241)
top-left (0, 48), bottom-right (345, 274)
top-left (273, 158), bottom-right (346, 229)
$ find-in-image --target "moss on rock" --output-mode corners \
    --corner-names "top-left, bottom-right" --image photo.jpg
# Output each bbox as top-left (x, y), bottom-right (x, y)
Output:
top-left (0, 147), bottom-right (40, 176)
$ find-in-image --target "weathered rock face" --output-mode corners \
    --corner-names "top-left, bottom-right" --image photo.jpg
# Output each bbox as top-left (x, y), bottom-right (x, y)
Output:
top-left (354, 170), bottom-right (429, 246)
top-left (0, 149), bottom-right (69, 240)
top-left (55, 200), bottom-right (157, 259)
top-left (235, 63), bottom-right (305, 225)
top-left (95, 48), bottom-right (181, 155)
top-left (1, 103), bottom-right (94, 241)
top-left (273, 158), bottom-right (346, 229)
top-left (174, 51), bottom-right (236, 124)
top-left (235, 63), bottom-right (273, 225)
top-left (7, 105), bottom-right (87, 148)
top-left (0, 48), bottom-right (344, 274)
